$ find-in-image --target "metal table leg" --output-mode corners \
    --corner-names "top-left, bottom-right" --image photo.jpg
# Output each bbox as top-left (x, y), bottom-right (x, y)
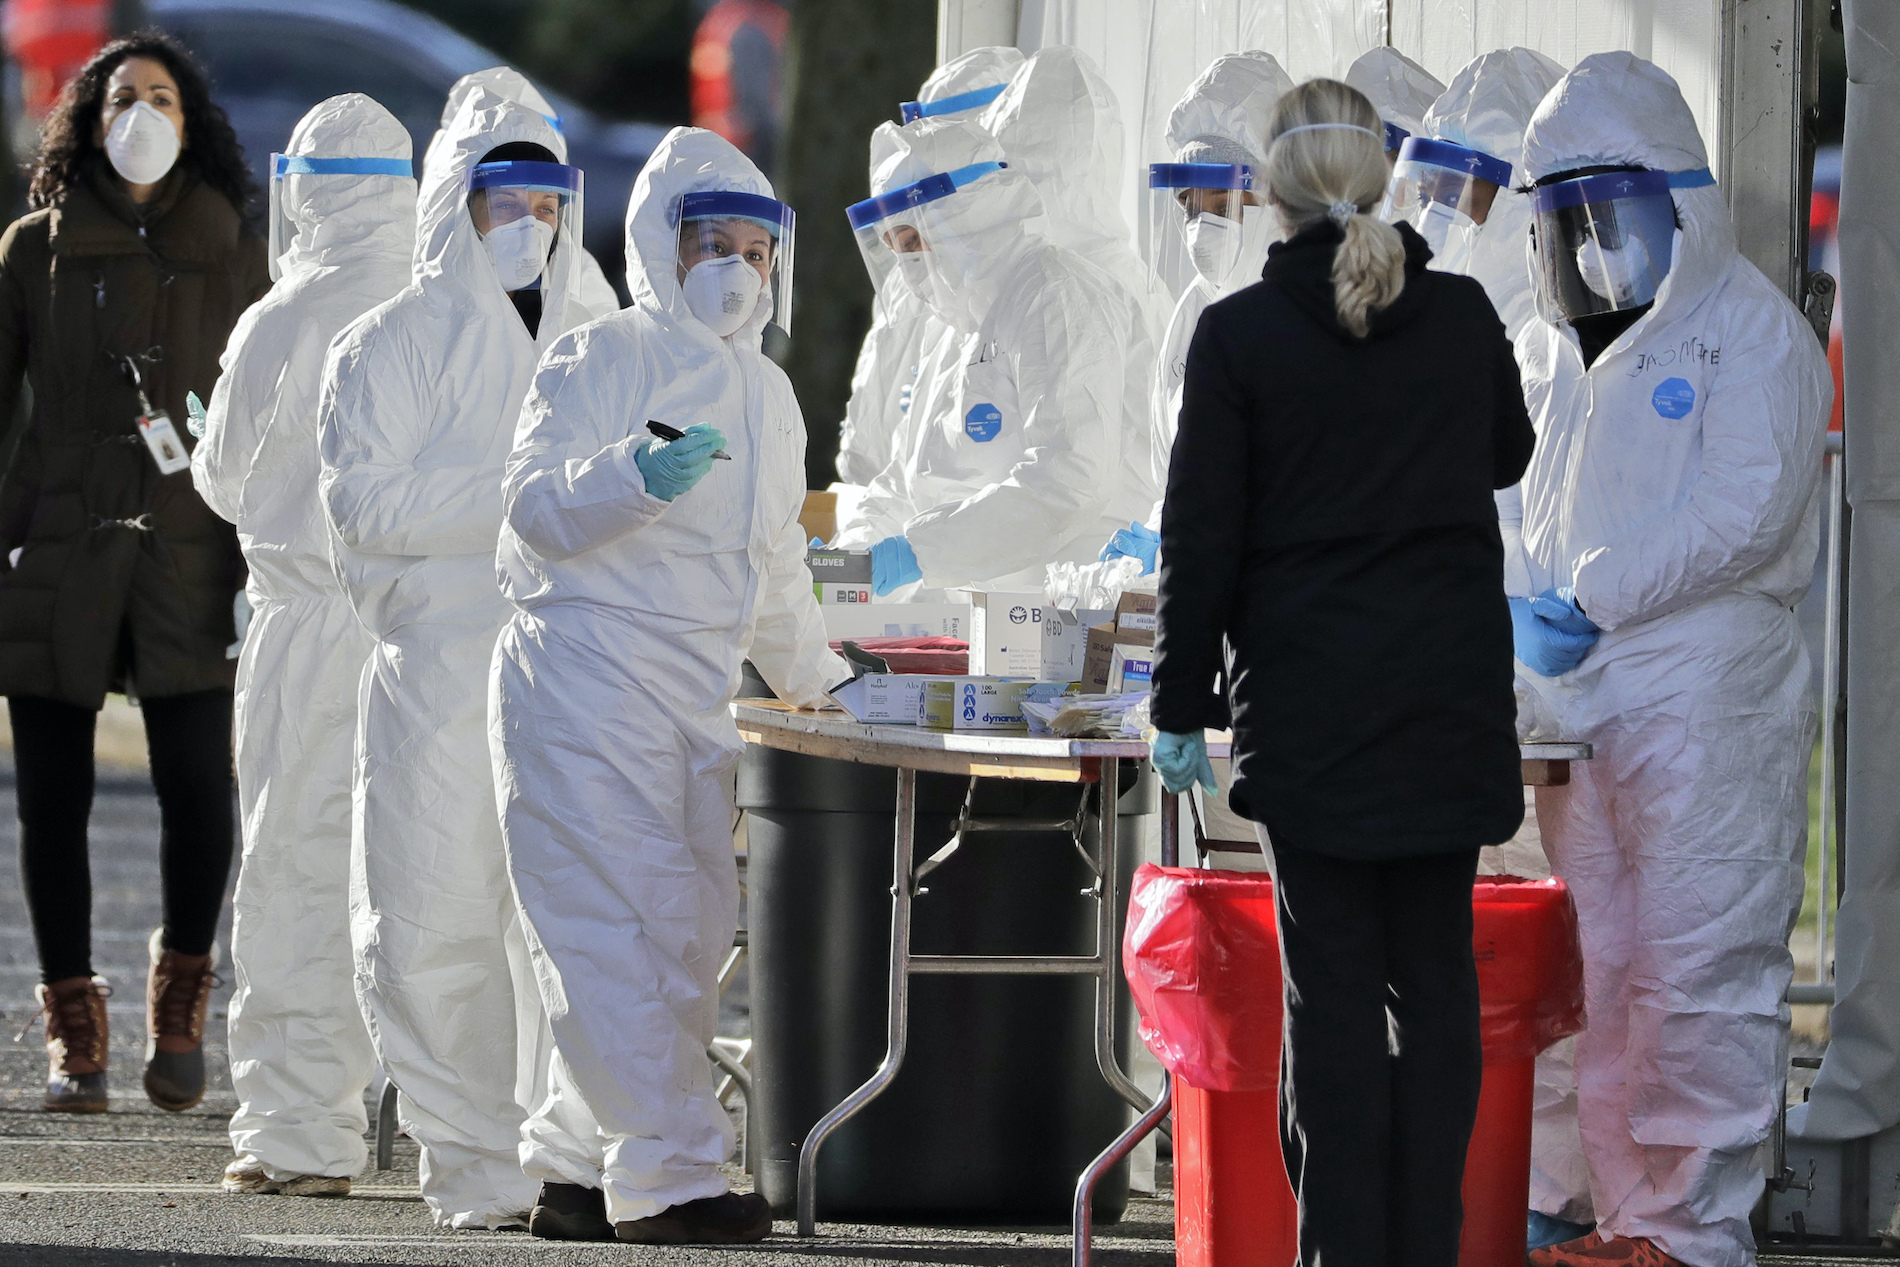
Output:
top-left (1092, 758), bottom-right (1148, 1112)
top-left (796, 766), bottom-right (918, 1236)
top-left (1073, 789), bottom-right (1179, 1267)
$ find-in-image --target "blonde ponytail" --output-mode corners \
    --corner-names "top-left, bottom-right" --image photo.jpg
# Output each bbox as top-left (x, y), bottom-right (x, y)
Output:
top-left (1264, 80), bottom-right (1406, 338)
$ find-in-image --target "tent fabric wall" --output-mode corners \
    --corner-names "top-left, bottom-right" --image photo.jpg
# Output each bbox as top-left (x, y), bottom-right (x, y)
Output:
top-left (1789, 0), bottom-right (1900, 1145)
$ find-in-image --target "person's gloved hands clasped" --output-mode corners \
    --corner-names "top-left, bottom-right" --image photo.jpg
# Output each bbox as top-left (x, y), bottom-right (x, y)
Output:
top-left (870, 535), bottom-right (921, 596)
top-left (1100, 521), bottom-right (1161, 575)
top-left (1509, 590), bottom-right (1600, 677)
top-left (633, 422), bottom-right (726, 501)
top-left (1149, 730), bottom-right (1218, 795)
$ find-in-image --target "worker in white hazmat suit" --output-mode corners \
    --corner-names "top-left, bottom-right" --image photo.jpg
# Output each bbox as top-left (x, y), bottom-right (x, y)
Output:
top-left (318, 88), bottom-right (586, 1230)
top-left (1100, 50), bottom-right (1295, 573)
top-left (835, 47), bottom-right (1023, 485)
top-left (1345, 47), bottom-right (1445, 160)
top-left (1395, 47), bottom-right (1565, 340)
top-left (1506, 52), bottom-right (1829, 1267)
top-left (981, 46), bottom-right (1170, 339)
top-left (432, 66), bottom-right (622, 320)
top-left (190, 93), bottom-right (413, 1198)
top-left (834, 118), bottom-right (1152, 595)
top-left (489, 127), bottom-right (849, 1244)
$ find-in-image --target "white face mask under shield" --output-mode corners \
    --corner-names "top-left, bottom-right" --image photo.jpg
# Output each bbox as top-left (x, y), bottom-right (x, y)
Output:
top-left (105, 100), bottom-right (181, 186)
top-left (483, 215), bottom-right (556, 291)
top-left (1575, 235), bottom-right (1655, 306)
top-left (1182, 203), bottom-right (1278, 295)
top-left (682, 255), bottom-right (764, 337)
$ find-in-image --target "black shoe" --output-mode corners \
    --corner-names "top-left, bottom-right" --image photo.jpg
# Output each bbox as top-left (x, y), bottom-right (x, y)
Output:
top-left (530, 1182), bottom-right (614, 1242)
top-left (616, 1191), bottom-right (773, 1245)
top-left (143, 1047), bottom-right (205, 1112)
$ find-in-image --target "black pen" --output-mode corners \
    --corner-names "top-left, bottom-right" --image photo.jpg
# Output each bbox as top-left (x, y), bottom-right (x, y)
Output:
top-left (647, 420), bottom-right (731, 460)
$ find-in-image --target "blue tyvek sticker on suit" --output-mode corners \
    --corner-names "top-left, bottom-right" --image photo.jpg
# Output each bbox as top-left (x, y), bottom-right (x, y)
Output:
top-left (1652, 377), bottom-right (1696, 419)
top-left (964, 403), bottom-right (1002, 442)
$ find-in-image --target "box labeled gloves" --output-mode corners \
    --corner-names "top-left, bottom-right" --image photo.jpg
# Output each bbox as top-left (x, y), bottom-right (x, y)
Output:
top-left (919, 678), bottom-right (1031, 731)
top-left (967, 590), bottom-right (1045, 678)
top-left (808, 548), bottom-right (873, 604)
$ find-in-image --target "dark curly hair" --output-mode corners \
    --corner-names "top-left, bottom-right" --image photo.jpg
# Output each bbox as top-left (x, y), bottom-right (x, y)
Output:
top-left (27, 31), bottom-right (257, 215)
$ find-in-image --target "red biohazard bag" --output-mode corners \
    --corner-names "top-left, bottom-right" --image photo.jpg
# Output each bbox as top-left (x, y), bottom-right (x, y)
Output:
top-left (1122, 864), bottom-right (1283, 1093)
top-left (1470, 875), bottom-right (1586, 1062)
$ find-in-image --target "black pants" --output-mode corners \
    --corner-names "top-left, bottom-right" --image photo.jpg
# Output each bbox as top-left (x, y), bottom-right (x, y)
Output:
top-left (10, 691), bottom-right (234, 983)
top-left (1271, 841), bottom-right (1483, 1267)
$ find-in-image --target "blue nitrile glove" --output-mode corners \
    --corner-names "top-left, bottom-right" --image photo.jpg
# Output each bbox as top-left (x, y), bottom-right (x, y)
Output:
top-left (1509, 595), bottom-right (1599, 677)
top-left (810, 537), bottom-right (827, 549)
top-left (1149, 730), bottom-right (1218, 795)
top-left (1531, 586), bottom-right (1598, 636)
top-left (1099, 521), bottom-right (1161, 575)
top-left (870, 535), bottom-right (921, 595)
top-left (633, 423), bottom-right (726, 501)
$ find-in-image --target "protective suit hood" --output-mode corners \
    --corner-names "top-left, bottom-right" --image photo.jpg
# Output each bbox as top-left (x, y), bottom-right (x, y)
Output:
top-left (1346, 47), bottom-right (1445, 142)
top-left (872, 117), bottom-right (1047, 329)
top-left (1521, 52), bottom-right (1732, 334)
top-left (431, 67), bottom-right (564, 164)
top-left (979, 46), bottom-right (1127, 255)
top-left (1166, 50), bottom-right (1293, 164)
top-left (624, 125), bottom-right (781, 344)
top-left (914, 45), bottom-right (1025, 117)
top-left (414, 88), bottom-right (576, 306)
top-left (278, 93), bottom-right (415, 277)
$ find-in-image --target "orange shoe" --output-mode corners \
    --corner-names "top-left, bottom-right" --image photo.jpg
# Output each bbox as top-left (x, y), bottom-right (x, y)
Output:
top-left (1529, 1235), bottom-right (1689, 1267)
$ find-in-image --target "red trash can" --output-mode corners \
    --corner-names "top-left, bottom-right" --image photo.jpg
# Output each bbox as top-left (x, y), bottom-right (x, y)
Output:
top-left (1125, 866), bottom-right (1583, 1267)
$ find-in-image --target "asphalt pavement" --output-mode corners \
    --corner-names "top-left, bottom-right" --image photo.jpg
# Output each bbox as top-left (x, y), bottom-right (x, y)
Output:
top-left (0, 767), bottom-right (1176, 1266)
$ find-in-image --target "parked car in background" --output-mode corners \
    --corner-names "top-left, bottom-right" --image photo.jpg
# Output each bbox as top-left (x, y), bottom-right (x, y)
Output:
top-left (148, 0), bottom-right (665, 297)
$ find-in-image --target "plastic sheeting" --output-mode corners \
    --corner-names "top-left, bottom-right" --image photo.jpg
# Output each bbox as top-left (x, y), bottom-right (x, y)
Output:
top-left (1791, 0), bottom-right (1900, 1144)
top-left (1014, 0), bottom-right (1721, 295)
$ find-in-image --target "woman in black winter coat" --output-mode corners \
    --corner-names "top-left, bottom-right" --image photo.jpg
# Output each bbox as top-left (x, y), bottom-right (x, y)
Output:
top-left (0, 34), bottom-right (268, 1115)
top-left (1147, 79), bottom-right (1534, 1267)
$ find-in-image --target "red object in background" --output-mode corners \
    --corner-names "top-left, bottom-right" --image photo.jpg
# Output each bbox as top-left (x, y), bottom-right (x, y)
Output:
top-left (690, 0), bottom-right (788, 156)
top-left (1124, 867), bottom-right (1584, 1267)
top-left (3, 0), bottom-right (111, 118)
top-left (1829, 327), bottom-right (1845, 433)
top-left (829, 635), bottom-right (967, 675)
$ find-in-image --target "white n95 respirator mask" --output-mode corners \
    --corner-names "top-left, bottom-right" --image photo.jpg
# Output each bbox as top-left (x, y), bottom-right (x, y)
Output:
top-left (1575, 235), bottom-right (1653, 306)
top-left (1185, 212), bottom-right (1242, 286)
top-left (105, 100), bottom-right (181, 187)
top-left (682, 256), bottom-right (763, 337)
top-left (484, 216), bottom-right (556, 291)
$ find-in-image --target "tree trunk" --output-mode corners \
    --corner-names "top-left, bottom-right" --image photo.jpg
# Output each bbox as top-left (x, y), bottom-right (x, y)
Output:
top-left (778, 0), bottom-right (937, 488)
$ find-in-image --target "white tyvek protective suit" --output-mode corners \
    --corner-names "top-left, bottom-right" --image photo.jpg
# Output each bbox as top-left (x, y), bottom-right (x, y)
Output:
top-left (836, 119), bottom-right (1153, 591)
top-left (982, 46), bottom-right (1171, 343)
top-left (1141, 50), bottom-right (1294, 531)
top-left (1419, 47), bottom-right (1564, 341)
top-left (192, 93), bottom-right (412, 1184)
top-left (318, 88), bottom-right (583, 1229)
top-left (432, 67), bottom-right (621, 320)
top-left (835, 47), bottom-right (1023, 486)
top-left (490, 127), bottom-right (848, 1221)
top-left (1506, 53), bottom-right (1830, 1267)
top-left (1345, 46), bottom-right (1445, 146)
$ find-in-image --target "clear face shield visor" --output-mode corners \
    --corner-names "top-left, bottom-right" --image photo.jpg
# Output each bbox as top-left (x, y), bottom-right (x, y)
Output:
top-left (846, 161), bottom-right (1006, 314)
top-left (898, 81), bottom-right (1007, 124)
top-left (1380, 137), bottom-right (1512, 274)
top-left (675, 191), bottom-right (796, 336)
top-left (1529, 169), bottom-right (1678, 322)
top-left (466, 159), bottom-right (585, 295)
top-left (1146, 162), bottom-right (1260, 295)
top-left (268, 152), bottom-right (414, 281)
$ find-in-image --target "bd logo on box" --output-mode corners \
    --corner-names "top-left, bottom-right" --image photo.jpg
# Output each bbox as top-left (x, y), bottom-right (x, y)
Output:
top-left (964, 403), bottom-right (1002, 443)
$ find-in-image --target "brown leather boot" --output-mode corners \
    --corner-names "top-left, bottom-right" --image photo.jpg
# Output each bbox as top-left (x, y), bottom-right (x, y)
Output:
top-left (31, 975), bottom-right (110, 1113)
top-left (143, 929), bottom-right (220, 1112)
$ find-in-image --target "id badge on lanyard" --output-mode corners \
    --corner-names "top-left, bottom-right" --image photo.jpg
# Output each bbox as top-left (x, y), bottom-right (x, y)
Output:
top-left (123, 354), bottom-right (189, 474)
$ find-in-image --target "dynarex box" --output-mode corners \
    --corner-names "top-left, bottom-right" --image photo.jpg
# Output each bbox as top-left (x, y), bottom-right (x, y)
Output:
top-left (807, 548), bottom-right (873, 603)
top-left (919, 678), bottom-right (1030, 731)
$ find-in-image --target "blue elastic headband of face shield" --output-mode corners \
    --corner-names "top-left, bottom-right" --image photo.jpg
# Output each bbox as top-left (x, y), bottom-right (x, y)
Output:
top-left (1395, 137), bottom-right (1513, 189)
top-left (1148, 162), bottom-right (1253, 191)
top-left (898, 82), bottom-right (1008, 124)
top-left (274, 154), bottom-right (413, 178)
top-left (676, 190), bottom-right (793, 238)
top-left (846, 161), bottom-right (1007, 229)
top-left (468, 160), bottom-right (583, 196)
top-left (1383, 121), bottom-right (1409, 153)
